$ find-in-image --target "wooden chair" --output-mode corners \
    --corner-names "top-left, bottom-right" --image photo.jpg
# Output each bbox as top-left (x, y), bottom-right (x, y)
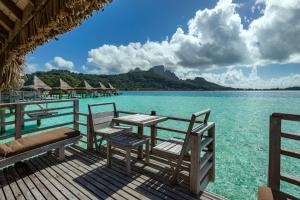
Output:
top-left (107, 134), bottom-right (150, 174)
top-left (88, 102), bottom-right (132, 151)
top-left (152, 109), bottom-right (211, 183)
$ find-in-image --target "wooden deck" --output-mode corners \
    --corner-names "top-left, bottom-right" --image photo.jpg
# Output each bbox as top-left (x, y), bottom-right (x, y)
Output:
top-left (0, 145), bottom-right (226, 200)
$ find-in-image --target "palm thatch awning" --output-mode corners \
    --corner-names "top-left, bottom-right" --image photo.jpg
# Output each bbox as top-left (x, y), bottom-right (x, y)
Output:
top-left (76, 80), bottom-right (94, 90)
top-left (0, 0), bottom-right (111, 90)
top-left (23, 75), bottom-right (51, 90)
top-left (52, 78), bottom-right (73, 91)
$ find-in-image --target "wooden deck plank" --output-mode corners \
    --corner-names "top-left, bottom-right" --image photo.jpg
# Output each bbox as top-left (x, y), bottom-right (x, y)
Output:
top-left (39, 156), bottom-right (105, 200)
top-left (53, 154), bottom-right (133, 200)
top-left (9, 168), bottom-right (35, 200)
top-left (70, 151), bottom-right (185, 200)
top-left (34, 156), bottom-right (93, 200)
top-left (21, 161), bottom-right (60, 200)
top-left (0, 170), bottom-right (15, 200)
top-left (44, 156), bottom-right (115, 200)
top-left (63, 149), bottom-right (162, 200)
top-left (28, 158), bottom-right (79, 200)
top-left (3, 168), bottom-right (25, 200)
top-left (71, 146), bottom-right (226, 200)
top-left (68, 146), bottom-right (199, 200)
top-left (14, 163), bottom-right (46, 200)
top-left (0, 145), bottom-right (225, 200)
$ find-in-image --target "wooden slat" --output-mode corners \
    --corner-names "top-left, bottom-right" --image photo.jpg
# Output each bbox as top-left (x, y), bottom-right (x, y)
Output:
top-left (200, 137), bottom-right (213, 151)
top-left (0, 24), bottom-right (9, 40)
top-left (281, 149), bottom-right (300, 159)
top-left (199, 162), bottom-right (213, 184)
top-left (0, 10), bottom-right (14, 29)
top-left (0, 170), bottom-right (15, 200)
top-left (1, 0), bottom-right (23, 20)
top-left (281, 132), bottom-right (300, 141)
top-left (280, 174), bottom-right (300, 186)
top-left (200, 152), bottom-right (213, 170)
top-left (92, 111), bottom-right (114, 119)
top-left (4, 167), bottom-right (26, 200)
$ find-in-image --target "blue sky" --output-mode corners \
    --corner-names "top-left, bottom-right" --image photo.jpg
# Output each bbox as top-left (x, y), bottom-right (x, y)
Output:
top-left (26, 0), bottom-right (300, 89)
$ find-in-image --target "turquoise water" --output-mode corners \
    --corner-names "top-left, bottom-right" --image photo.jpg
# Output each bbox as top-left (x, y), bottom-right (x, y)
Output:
top-left (1, 91), bottom-right (300, 199)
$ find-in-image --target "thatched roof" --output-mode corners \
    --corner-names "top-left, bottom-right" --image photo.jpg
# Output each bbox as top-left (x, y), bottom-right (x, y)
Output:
top-left (23, 75), bottom-right (51, 90)
top-left (0, 0), bottom-right (111, 90)
top-left (52, 78), bottom-right (73, 91)
top-left (108, 83), bottom-right (116, 90)
top-left (76, 80), bottom-right (94, 90)
top-left (98, 81), bottom-right (108, 90)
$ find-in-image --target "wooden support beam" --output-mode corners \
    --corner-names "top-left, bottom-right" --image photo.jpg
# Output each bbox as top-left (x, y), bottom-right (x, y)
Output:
top-left (1, 0), bottom-right (23, 21)
top-left (0, 10), bottom-right (14, 29)
top-left (0, 24), bottom-right (9, 38)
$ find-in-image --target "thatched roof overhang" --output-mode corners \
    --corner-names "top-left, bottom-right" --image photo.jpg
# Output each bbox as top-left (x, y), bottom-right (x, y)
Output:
top-left (0, 0), bottom-right (111, 90)
top-left (52, 78), bottom-right (73, 91)
top-left (23, 75), bottom-right (51, 90)
top-left (76, 80), bottom-right (94, 90)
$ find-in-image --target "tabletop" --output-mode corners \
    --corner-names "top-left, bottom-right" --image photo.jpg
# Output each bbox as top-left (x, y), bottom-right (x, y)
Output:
top-left (112, 114), bottom-right (167, 127)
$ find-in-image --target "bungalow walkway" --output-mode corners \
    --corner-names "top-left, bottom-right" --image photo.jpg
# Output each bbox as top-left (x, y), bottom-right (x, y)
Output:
top-left (0, 145), bottom-right (226, 200)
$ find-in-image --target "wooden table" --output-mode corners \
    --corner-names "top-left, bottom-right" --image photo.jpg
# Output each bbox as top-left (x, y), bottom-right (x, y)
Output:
top-left (112, 114), bottom-right (167, 158)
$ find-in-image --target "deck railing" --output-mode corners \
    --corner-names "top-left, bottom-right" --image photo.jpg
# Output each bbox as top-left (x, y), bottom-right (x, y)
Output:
top-left (269, 113), bottom-right (300, 197)
top-left (0, 99), bottom-right (84, 142)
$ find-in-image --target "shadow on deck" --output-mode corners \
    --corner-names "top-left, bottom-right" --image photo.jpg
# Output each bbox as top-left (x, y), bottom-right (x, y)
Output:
top-left (0, 145), bottom-right (226, 200)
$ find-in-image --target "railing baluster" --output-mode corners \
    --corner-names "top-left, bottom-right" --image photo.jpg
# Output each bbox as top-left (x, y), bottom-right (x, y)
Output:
top-left (268, 115), bottom-right (282, 191)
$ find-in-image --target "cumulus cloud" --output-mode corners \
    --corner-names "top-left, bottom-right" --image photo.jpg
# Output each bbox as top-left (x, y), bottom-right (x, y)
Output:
top-left (86, 0), bottom-right (300, 78)
top-left (25, 63), bottom-right (38, 74)
top-left (45, 57), bottom-right (75, 71)
top-left (201, 67), bottom-right (300, 89)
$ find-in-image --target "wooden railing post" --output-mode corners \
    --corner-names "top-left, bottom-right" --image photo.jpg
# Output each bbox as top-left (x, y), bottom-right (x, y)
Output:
top-left (208, 124), bottom-right (215, 181)
top-left (268, 115), bottom-right (281, 191)
top-left (15, 104), bottom-right (22, 139)
top-left (87, 115), bottom-right (93, 151)
top-left (150, 110), bottom-right (157, 151)
top-left (73, 99), bottom-right (79, 131)
top-left (190, 133), bottom-right (201, 194)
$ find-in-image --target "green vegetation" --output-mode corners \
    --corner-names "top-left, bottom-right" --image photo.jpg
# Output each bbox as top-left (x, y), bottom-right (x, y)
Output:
top-left (29, 65), bottom-right (232, 90)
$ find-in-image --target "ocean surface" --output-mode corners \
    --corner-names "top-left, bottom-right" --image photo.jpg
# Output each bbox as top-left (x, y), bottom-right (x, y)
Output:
top-left (2, 91), bottom-right (300, 199)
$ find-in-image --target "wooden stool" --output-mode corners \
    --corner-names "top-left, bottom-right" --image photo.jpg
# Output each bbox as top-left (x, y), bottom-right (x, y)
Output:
top-left (107, 134), bottom-right (150, 174)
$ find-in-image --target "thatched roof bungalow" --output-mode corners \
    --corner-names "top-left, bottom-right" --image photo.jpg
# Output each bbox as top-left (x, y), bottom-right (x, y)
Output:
top-left (0, 0), bottom-right (111, 90)
top-left (76, 80), bottom-right (94, 91)
top-left (51, 78), bottom-right (73, 92)
top-left (23, 75), bottom-right (51, 91)
top-left (108, 83), bottom-right (117, 91)
top-left (98, 81), bottom-right (109, 91)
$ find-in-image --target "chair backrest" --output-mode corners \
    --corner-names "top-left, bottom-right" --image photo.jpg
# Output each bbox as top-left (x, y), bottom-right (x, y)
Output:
top-left (88, 102), bottom-right (117, 132)
top-left (179, 109), bottom-right (211, 158)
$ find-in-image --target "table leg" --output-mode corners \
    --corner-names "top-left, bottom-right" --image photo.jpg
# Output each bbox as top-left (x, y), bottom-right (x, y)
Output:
top-left (137, 126), bottom-right (143, 159)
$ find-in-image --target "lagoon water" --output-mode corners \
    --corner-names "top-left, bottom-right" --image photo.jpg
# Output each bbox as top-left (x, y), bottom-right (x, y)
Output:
top-left (2, 91), bottom-right (300, 199)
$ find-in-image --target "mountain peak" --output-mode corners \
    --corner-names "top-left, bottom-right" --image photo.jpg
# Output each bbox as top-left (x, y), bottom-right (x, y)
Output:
top-left (148, 65), bottom-right (179, 80)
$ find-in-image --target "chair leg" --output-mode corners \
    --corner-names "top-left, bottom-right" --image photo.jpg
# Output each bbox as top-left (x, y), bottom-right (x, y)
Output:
top-left (97, 138), bottom-right (103, 152)
top-left (125, 148), bottom-right (131, 175)
top-left (145, 141), bottom-right (150, 164)
top-left (107, 143), bottom-right (112, 167)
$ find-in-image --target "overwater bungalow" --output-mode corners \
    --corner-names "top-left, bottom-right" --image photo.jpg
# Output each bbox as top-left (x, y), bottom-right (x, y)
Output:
top-left (97, 81), bottom-right (111, 96)
top-left (22, 75), bottom-right (52, 99)
top-left (75, 80), bottom-right (95, 98)
top-left (51, 78), bottom-right (75, 99)
top-left (0, 0), bottom-right (298, 200)
top-left (108, 82), bottom-right (119, 95)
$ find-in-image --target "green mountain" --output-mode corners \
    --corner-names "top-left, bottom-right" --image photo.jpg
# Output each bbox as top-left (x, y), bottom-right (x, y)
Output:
top-left (28, 65), bottom-right (232, 90)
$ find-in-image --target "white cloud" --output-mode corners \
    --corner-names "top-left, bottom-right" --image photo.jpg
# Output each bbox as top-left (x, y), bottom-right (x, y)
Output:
top-left (25, 63), bottom-right (38, 74)
top-left (201, 67), bottom-right (300, 89)
top-left (44, 57), bottom-right (75, 71)
top-left (86, 0), bottom-right (300, 82)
